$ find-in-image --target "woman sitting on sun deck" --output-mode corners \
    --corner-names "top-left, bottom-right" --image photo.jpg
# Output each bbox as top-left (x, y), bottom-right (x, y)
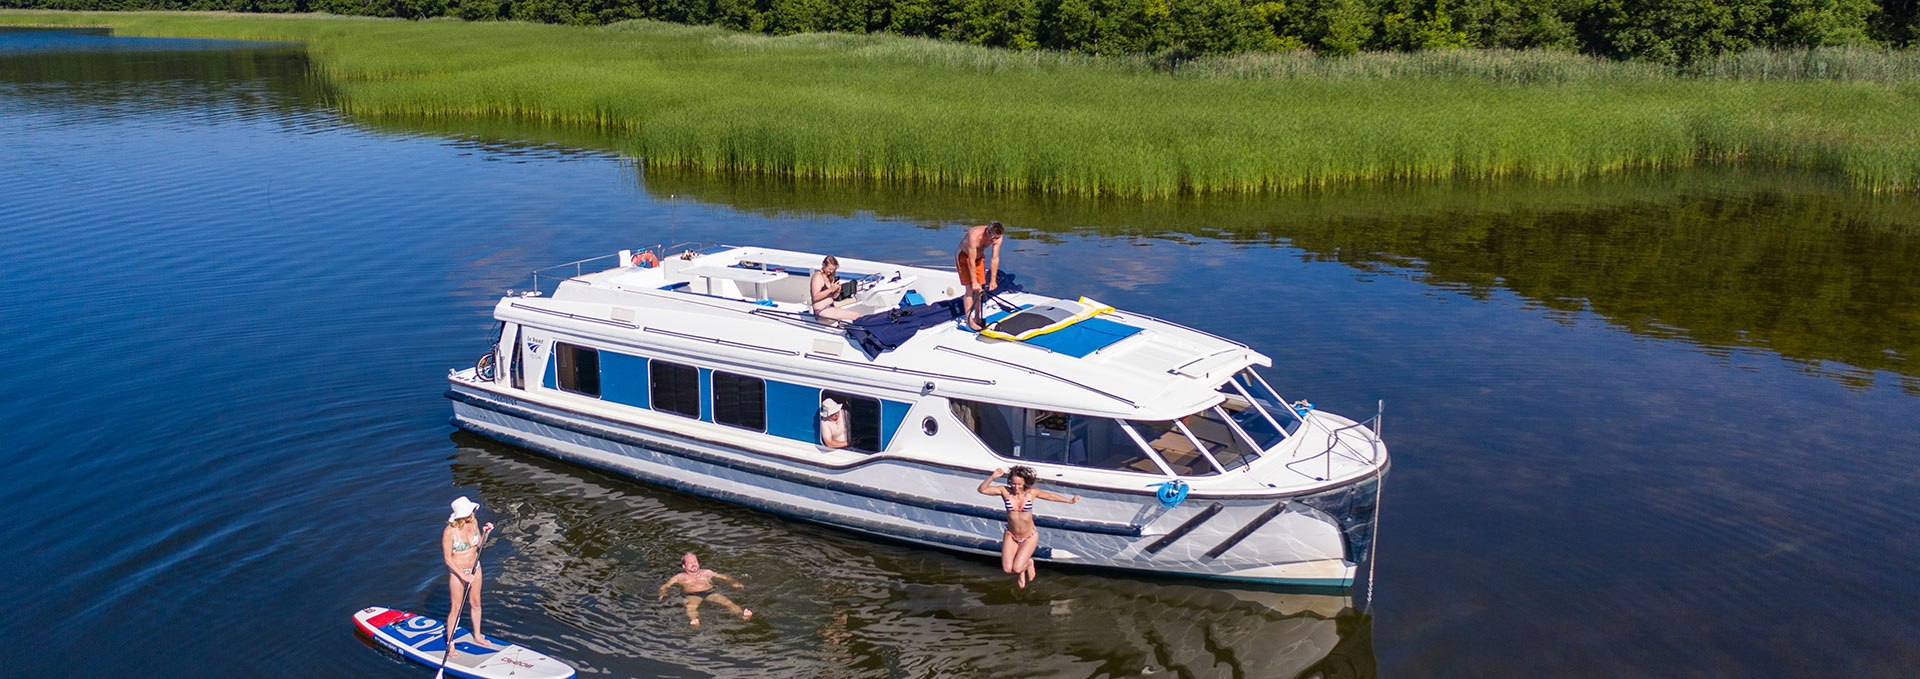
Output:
top-left (810, 256), bottom-right (863, 322)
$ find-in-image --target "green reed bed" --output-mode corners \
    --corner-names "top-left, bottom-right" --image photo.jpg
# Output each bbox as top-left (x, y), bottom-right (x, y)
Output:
top-left (5, 11), bottom-right (1917, 195)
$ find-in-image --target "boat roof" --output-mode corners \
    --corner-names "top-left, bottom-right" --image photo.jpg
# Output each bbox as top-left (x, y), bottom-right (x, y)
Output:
top-left (497, 245), bottom-right (1270, 420)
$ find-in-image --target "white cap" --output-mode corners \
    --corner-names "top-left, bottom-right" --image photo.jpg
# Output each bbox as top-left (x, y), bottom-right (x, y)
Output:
top-left (449, 496), bottom-right (479, 522)
top-left (819, 398), bottom-right (843, 417)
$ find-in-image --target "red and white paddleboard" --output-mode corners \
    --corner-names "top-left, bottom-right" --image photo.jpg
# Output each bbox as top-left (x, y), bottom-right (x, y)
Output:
top-left (354, 607), bottom-right (576, 679)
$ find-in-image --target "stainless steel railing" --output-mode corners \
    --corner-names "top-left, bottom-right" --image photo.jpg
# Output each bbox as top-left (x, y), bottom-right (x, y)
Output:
top-left (1284, 400), bottom-right (1386, 482)
top-left (521, 241), bottom-right (730, 297)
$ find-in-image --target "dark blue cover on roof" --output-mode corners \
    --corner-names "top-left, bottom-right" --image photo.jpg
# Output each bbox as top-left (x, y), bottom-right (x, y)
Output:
top-left (846, 272), bottom-right (1022, 358)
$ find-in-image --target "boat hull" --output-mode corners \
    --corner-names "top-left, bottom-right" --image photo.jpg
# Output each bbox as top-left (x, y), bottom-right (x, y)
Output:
top-left (448, 380), bottom-right (1378, 587)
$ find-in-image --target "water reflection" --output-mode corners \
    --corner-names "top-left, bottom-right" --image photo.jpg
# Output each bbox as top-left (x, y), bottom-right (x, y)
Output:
top-left (634, 171), bottom-right (1920, 392)
top-left (450, 434), bottom-right (1374, 678)
top-left (357, 101), bottom-right (1920, 391)
top-left (39, 25), bottom-right (1904, 393)
top-left (0, 27), bottom-right (328, 130)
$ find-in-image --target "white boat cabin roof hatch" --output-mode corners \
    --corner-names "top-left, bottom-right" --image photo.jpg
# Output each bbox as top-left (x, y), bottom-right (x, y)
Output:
top-left (502, 243), bottom-right (1265, 422)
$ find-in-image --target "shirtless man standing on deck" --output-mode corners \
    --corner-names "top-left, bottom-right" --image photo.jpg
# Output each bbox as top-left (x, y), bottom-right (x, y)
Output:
top-left (658, 553), bottom-right (753, 628)
top-left (956, 221), bottom-right (1005, 330)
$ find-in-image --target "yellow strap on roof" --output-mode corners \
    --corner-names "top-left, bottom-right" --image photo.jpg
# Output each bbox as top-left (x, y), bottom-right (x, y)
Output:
top-left (980, 297), bottom-right (1114, 342)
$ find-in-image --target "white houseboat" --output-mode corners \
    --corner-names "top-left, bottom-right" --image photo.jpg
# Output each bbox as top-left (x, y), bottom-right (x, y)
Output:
top-left (447, 243), bottom-right (1389, 587)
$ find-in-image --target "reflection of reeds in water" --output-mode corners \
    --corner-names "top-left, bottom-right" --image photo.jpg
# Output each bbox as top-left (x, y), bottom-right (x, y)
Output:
top-left (448, 434), bottom-right (1375, 678)
top-left (5, 12), bottom-right (1918, 195)
top-left (629, 167), bottom-right (1920, 392)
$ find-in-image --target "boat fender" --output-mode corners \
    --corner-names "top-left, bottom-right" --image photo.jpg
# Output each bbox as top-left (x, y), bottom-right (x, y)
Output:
top-left (1151, 480), bottom-right (1189, 508)
top-left (1292, 400), bottom-right (1315, 416)
top-left (631, 250), bottom-right (661, 268)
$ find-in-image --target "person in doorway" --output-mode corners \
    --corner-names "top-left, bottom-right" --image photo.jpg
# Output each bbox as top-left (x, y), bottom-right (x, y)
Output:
top-left (976, 466), bottom-right (1078, 588)
top-left (819, 398), bottom-right (850, 449)
top-left (955, 222), bottom-right (1005, 330)
top-left (811, 255), bottom-right (863, 322)
top-left (441, 496), bottom-right (498, 656)
top-left (658, 552), bottom-right (753, 628)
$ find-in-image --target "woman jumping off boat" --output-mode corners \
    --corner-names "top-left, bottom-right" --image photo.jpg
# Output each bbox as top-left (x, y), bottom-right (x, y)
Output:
top-left (977, 466), bottom-right (1077, 588)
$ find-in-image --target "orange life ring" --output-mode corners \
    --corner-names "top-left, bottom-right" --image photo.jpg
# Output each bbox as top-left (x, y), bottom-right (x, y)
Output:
top-left (631, 250), bottom-right (661, 268)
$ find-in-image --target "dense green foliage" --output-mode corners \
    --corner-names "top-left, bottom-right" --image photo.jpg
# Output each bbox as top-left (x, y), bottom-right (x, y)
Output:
top-left (5, 0), bottom-right (1918, 63)
top-left (4, 12), bottom-right (1915, 195)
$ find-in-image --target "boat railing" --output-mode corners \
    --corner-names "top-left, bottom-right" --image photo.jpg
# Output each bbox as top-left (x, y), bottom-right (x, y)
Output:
top-left (1284, 400), bottom-right (1386, 482)
top-left (527, 253), bottom-right (622, 296)
top-left (521, 241), bottom-right (730, 297)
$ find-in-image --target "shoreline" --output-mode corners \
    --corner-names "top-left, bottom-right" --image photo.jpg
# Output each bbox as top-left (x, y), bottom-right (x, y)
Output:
top-left (4, 10), bottom-right (1917, 195)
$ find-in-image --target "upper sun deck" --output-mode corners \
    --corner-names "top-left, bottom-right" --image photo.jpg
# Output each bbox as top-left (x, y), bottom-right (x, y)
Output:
top-left (501, 244), bottom-right (1268, 420)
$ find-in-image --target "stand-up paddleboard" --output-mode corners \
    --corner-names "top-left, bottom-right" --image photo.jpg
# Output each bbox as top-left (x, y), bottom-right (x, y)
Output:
top-left (354, 607), bottom-right (576, 679)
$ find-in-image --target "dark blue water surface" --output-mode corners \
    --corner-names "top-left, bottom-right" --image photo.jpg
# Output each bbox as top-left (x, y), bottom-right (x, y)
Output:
top-left (3, 29), bottom-right (1918, 678)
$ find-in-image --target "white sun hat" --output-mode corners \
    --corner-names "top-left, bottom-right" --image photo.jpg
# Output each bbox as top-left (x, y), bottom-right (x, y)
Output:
top-left (819, 398), bottom-right (843, 417)
top-left (449, 496), bottom-right (480, 522)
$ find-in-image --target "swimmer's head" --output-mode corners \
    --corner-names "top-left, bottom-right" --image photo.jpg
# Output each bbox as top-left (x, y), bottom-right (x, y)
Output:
top-left (682, 553), bottom-right (700, 572)
top-left (1008, 465), bottom-right (1037, 490)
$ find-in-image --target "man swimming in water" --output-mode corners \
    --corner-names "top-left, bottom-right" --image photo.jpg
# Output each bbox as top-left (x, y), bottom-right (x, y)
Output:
top-left (657, 552), bottom-right (753, 628)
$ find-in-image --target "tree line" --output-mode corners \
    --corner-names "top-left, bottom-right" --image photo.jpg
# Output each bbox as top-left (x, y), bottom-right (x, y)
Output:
top-left (11, 0), bottom-right (1917, 64)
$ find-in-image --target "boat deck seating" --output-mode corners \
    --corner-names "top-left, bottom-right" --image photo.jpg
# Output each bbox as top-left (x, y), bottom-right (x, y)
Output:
top-left (656, 260), bottom-right (923, 317)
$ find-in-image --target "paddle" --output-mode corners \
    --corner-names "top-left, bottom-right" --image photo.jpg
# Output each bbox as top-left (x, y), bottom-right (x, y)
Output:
top-left (435, 524), bottom-right (491, 679)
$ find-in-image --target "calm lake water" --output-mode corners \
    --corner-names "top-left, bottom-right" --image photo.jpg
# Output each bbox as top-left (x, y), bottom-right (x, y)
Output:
top-left (3, 28), bottom-right (1918, 678)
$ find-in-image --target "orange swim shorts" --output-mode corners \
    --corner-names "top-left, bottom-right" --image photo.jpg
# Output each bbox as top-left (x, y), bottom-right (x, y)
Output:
top-left (956, 252), bottom-right (985, 287)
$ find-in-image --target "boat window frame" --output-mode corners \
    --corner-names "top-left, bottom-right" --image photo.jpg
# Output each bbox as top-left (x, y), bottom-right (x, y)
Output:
top-left (649, 360), bottom-right (702, 420)
top-left (822, 389), bottom-right (882, 454)
top-left (947, 398), bottom-right (1187, 478)
top-left (1226, 371), bottom-right (1291, 441)
top-left (509, 324), bottom-right (525, 390)
top-left (1244, 369), bottom-right (1306, 426)
top-left (1116, 419), bottom-right (1179, 477)
top-left (709, 370), bottom-right (767, 433)
top-left (1171, 419), bottom-right (1227, 475)
top-left (553, 341), bottom-right (602, 398)
top-left (1207, 404), bottom-right (1267, 469)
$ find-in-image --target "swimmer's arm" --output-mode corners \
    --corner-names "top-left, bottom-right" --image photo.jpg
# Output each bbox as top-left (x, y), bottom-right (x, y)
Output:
top-left (976, 468), bottom-right (1006, 496)
top-left (712, 573), bottom-right (744, 589)
top-left (1035, 489), bottom-right (1079, 504)
top-left (658, 575), bottom-right (682, 600)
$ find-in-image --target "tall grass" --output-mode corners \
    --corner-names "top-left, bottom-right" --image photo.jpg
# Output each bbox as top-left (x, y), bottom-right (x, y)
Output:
top-left (5, 11), bottom-right (1918, 195)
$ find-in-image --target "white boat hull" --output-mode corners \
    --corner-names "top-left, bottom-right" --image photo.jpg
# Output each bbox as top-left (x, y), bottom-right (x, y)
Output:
top-left (448, 381), bottom-right (1377, 587)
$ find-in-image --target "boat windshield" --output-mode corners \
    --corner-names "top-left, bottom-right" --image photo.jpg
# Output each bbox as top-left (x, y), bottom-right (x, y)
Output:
top-left (1219, 369), bottom-right (1295, 449)
top-left (954, 388), bottom-right (1312, 476)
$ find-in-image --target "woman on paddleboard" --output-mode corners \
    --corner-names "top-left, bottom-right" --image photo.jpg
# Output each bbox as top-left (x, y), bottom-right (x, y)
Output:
top-left (977, 466), bottom-right (1078, 588)
top-left (442, 496), bottom-right (497, 656)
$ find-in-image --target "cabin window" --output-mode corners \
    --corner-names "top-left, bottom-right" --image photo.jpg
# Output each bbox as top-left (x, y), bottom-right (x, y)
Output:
top-left (650, 360), bottom-right (701, 419)
top-left (554, 342), bottom-right (601, 397)
top-left (823, 390), bottom-right (881, 453)
top-left (711, 371), bottom-right (766, 432)
top-left (947, 399), bottom-right (1204, 475)
top-left (1128, 419), bottom-right (1221, 476)
top-left (1189, 406), bottom-right (1264, 470)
